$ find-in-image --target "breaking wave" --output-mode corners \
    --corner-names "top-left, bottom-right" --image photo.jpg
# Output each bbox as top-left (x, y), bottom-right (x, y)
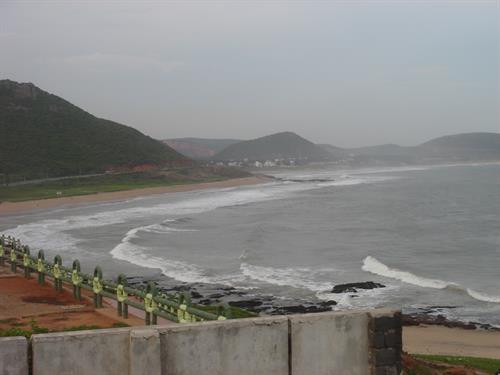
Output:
top-left (362, 256), bottom-right (452, 289)
top-left (362, 256), bottom-right (500, 303)
top-left (240, 263), bottom-right (335, 292)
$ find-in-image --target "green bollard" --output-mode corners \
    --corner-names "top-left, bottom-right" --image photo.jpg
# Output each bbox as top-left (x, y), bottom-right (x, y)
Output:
top-left (144, 282), bottom-right (158, 325)
top-left (37, 250), bottom-right (45, 285)
top-left (177, 292), bottom-right (194, 323)
top-left (22, 246), bottom-right (31, 279)
top-left (10, 247), bottom-right (17, 273)
top-left (53, 255), bottom-right (63, 292)
top-left (92, 266), bottom-right (103, 308)
top-left (71, 260), bottom-right (83, 301)
top-left (116, 274), bottom-right (128, 318)
top-left (0, 240), bottom-right (4, 266)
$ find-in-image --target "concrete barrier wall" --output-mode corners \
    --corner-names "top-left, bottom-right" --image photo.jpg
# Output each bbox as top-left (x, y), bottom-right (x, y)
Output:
top-left (23, 309), bottom-right (402, 375)
top-left (158, 316), bottom-right (289, 375)
top-left (290, 311), bottom-right (371, 375)
top-left (32, 328), bottom-right (131, 375)
top-left (0, 336), bottom-right (28, 375)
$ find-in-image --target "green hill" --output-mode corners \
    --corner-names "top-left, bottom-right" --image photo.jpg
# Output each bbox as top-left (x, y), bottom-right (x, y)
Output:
top-left (213, 132), bottom-right (333, 162)
top-left (417, 132), bottom-right (500, 161)
top-left (0, 80), bottom-right (188, 180)
top-left (164, 138), bottom-right (242, 159)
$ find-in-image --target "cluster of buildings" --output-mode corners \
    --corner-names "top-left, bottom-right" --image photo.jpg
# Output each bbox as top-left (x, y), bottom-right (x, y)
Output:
top-left (210, 158), bottom-right (302, 168)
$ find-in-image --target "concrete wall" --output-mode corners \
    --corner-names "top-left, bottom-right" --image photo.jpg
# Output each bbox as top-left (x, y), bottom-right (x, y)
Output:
top-left (32, 327), bottom-right (131, 375)
top-left (290, 311), bottom-right (371, 375)
top-left (158, 316), bottom-right (289, 375)
top-left (5, 309), bottom-right (402, 375)
top-left (0, 336), bottom-right (28, 375)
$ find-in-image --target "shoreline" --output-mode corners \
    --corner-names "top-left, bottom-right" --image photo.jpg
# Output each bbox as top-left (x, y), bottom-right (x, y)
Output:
top-left (0, 176), bottom-right (269, 215)
top-left (404, 324), bottom-right (500, 360)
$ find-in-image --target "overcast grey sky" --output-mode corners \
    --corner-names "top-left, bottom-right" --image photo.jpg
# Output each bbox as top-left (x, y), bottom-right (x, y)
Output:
top-left (1, 1), bottom-right (498, 147)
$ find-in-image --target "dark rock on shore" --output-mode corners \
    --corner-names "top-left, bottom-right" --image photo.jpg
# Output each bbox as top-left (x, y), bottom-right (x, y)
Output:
top-left (271, 305), bottom-right (333, 315)
top-left (228, 300), bottom-right (263, 309)
top-left (190, 291), bottom-right (203, 299)
top-left (402, 313), bottom-right (500, 331)
top-left (331, 281), bottom-right (385, 293)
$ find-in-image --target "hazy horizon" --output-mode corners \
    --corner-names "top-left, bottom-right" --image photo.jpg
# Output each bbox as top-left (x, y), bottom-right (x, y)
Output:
top-left (1, 1), bottom-right (498, 148)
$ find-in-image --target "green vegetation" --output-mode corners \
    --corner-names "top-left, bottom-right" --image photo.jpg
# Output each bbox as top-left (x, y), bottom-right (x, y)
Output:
top-left (0, 172), bottom-right (190, 202)
top-left (213, 131), bottom-right (333, 161)
top-left (112, 322), bottom-right (131, 328)
top-left (0, 319), bottom-right (49, 338)
top-left (62, 325), bottom-right (101, 332)
top-left (195, 304), bottom-right (258, 319)
top-left (415, 354), bottom-right (500, 373)
top-left (0, 166), bottom-right (250, 202)
top-left (0, 79), bottom-right (187, 182)
top-left (0, 320), bottom-right (130, 337)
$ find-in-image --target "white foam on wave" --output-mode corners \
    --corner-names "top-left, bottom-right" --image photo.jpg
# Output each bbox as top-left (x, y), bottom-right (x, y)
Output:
top-left (362, 256), bottom-right (500, 304)
top-left (362, 256), bottom-right (452, 289)
top-left (240, 263), bottom-right (335, 292)
top-left (466, 289), bottom-right (500, 303)
top-left (109, 224), bottom-right (214, 284)
top-left (110, 223), bottom-right (250, 285)
top-left (7, 174), bottom-right (394, 258)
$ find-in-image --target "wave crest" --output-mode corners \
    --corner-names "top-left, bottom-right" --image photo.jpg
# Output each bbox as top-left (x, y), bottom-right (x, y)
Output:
top-left (362, 256), bottom-right (500, 303)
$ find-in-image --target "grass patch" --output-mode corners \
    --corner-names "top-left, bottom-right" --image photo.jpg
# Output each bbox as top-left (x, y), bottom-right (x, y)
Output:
top-left (0, 320), bottom-right (49, 338)
top-left (194, 304), bottom-right (258, 319)
top-left (112, 322), bottom-right (130, 328)
top-left (62, 325), bottom-right (101, 332)
top-left (415, 354), bottom-right (500, 373)
top-left (0, 172), bottom-right (195, 202)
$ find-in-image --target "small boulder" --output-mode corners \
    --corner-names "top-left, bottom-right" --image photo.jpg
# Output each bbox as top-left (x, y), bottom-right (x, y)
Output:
top-left (331, 281), bottom-right (385, 293)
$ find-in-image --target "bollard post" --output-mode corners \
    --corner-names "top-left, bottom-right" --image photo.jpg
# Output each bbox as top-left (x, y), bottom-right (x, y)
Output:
top-left (116, 274), bottom-right (128, 318)
top-left (53, 255), bottom-right (63, 292)
top-left (71, 260), bottom-right (82, 301)
top-left (0, 238), bottom-right (4, 266)
top-left (10, 246), bottom-right (17, 273)
top-left (92, 266), bottom-right (103, 308)
top-left (177, 293), bottom-right (194, 323)
top-left (22, 246), bottom-right (31, 278)
top-left (37, 250), bottom-right (45, 285)
top-left (144, 282), bottom-right (158, 325)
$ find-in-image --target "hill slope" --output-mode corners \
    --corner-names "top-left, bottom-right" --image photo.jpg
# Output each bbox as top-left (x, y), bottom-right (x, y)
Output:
top-left (417, 132), bottom-right (500, 161)
top-left (330, 133), bottom-right (500, 166)
top-left (0, 80), bottom-right (188, 180)
top-left (213, 132), bottom-right (332, 162)
top-left (163, 138), bottom-right (241, 159)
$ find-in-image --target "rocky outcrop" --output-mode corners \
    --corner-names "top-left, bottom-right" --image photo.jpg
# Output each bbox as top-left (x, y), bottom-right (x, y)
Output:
top-left (331, 281), bottom-right (385, 293)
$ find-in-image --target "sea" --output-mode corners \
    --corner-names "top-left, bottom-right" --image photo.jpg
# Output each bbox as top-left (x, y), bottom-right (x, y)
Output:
top-left (1, 163), bottom-right (499, 326)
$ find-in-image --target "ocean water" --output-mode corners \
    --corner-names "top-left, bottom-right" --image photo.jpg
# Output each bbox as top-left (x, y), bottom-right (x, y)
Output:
top-left (1, 163), bottom-right (499, 325)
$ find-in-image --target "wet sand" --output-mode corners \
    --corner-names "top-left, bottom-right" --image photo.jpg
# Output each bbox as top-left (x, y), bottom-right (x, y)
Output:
top-left (404, 325), bottom-right (500, 359)
top-left (0, 176), bottom-right (268, 215)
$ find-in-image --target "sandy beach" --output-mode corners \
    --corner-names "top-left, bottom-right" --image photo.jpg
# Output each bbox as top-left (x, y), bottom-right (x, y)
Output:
top-left (404, 325), bottom-right (500, 359)
top-left (0, 176), bottom-right (268, 215)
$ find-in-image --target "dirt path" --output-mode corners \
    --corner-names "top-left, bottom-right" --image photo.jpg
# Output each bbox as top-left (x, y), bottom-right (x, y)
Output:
top-left (0, 266), bottom-right (151, 332)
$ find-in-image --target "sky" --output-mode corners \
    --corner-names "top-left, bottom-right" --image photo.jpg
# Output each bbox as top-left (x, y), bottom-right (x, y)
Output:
top-left (0, 1), bottom-right (499, 147)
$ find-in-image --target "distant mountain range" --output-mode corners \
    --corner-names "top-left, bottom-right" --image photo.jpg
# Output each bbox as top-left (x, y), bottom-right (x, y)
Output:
top-left (163, 138), bottom-right (241, 159)
top-left (0, 80), bottom-right (188, 180)
top-left (166, 132), bottom-right (500, 166)
top-left (342, 133), bottom-right (500, 165)
top-left (213, 132), bottom-right (333, 162)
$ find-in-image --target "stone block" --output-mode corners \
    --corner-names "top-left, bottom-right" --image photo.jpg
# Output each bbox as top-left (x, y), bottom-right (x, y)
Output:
top-left (32, 327), bottom-right (131, 375)
top-left (375, 365), bottom-right (399, 375)
top-left (0, 336), bottom-right (28, 375)
top-left (290, 311), bottom-right (371, 375)
top-left (159, 316), bottom-right (289, 375)
top-left (130, 328), bottom-right (161, 375)
top-left (374, 348), bottom-right (396, 366)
